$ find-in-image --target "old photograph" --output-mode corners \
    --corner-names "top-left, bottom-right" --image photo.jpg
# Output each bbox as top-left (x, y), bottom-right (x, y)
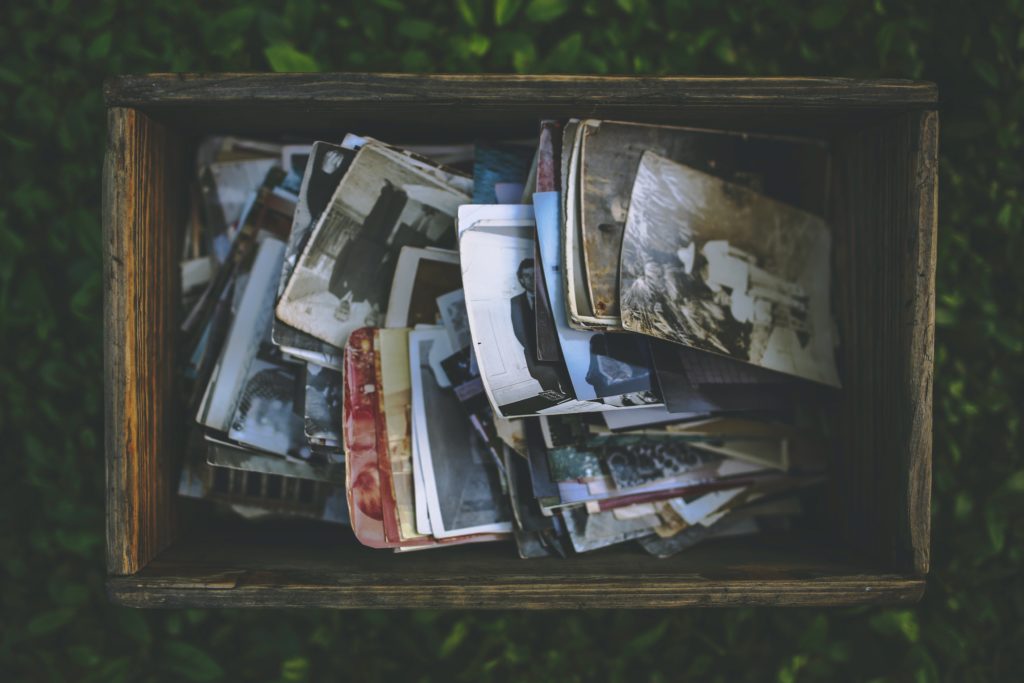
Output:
top-left (620, 151), bottom-right (841, 387)
top-left (227, 353), bottom-right (309, 460)
top-left (197, 236), bottom-right (286, 434)
top-left (600, 437), bottom-right (724, 489)
top-left (205, 436), bottom-right (344, 484)
top-left (410, 328), bottom-right (513, 538)
top-left (377, 328), bottom-right (422, 543)
top-left (436, 289), bottom-right (471, 351)
top-left (277, 143), bottom-right (469, 348)
top-left (650, 341), bottom-right (796, 415)
top-left (535, 191), bottom-right (659, 402)
top-left (384, 246), bottom-right (460, 328)
top-left (578, 119), bottom-right (828, 319)
top-left (303, 364), bottom-right (343, 447)
top-left (460, 220), bottom-right (588, 417)
top-left (272, 142), bottom-right (355, 362)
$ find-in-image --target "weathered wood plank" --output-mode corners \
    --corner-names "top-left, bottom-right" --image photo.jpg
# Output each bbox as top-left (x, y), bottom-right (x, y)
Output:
top-left (102, 74), bottom-right (939, 138)
top-left (106, 524), bottom-right (925, 608)
top-left (105, 73), bottom-right (938, 108)
top-left (103, 107), bottom-right (183, 575)
top-left (829, 109), bottom-right (937, 575)
top-left (108, 574), bottom-right (925, 609)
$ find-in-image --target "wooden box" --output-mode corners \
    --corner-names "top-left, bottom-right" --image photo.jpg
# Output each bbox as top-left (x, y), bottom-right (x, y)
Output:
top-left (103, 74), bottom-right (937, 608)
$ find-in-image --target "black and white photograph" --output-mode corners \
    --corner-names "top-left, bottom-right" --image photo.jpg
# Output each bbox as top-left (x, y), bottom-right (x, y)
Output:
top-left (601, 438), bottom-right (723, 489)
top-left (460, 218), bottom-right (602, 418)
top-left (436, 289), bottom-right (471, 351)
top-left (619, 151), bottom-right (842, 387)
top-left (409, 328), bottom-right (513, 538)
top-left (205, 435), bottom-right (344, 484)
top-left (650, 341), bottom-right (797, 416)
top-left (559, 505), bottom-right (660, 553)
top-left (535, 191), bottom-right (660, 403)
top-left (227, 353), bottom-right (309, 460)
top-left (303, 364), bottom-right (343, 447)
top-left (197, 236), bottom-right (286, 434)
top-left (383, 246), bottom-right (460, 328)
top-left (276, 143), bottom-right (469, 348)
top-left (272, 142), bottom-right (355, 365)
top-left (577, 119), bottom-right (828, 319)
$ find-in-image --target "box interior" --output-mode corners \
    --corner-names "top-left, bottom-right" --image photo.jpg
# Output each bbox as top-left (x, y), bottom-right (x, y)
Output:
top-left (105, 89), bottom-right (934, 607)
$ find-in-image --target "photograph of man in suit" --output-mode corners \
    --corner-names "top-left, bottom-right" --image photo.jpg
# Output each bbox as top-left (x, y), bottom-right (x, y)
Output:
top-left (510, 258), bottom-right (568, 397)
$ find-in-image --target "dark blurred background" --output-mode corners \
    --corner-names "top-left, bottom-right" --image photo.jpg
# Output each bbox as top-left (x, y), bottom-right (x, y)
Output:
top-left (1, 0), bottom-right (1021, 680)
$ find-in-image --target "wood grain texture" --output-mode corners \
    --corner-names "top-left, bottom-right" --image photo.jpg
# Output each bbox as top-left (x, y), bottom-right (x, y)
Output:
top-left (105, 73), bottom-right (938, 108)
top-left (101, 74), bottom-right (937, 138)
top-left (103, 107), bottom-right (183, 575)
top-left (107, 522), bottom-right (924, 608)
top-left (829, 110), bottom-right (937, 575)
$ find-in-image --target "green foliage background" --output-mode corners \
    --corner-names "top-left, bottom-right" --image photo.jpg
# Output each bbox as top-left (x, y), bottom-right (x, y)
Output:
top-left (1, 0), bottom-right (1022, 680)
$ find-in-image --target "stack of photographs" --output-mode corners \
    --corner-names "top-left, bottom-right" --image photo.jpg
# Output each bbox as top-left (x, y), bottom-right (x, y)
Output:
top-left (176, 118), bottom-right (842, 558)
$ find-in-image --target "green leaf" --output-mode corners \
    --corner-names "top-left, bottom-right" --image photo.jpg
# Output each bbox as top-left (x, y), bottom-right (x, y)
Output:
top-left (494, 0), bottom-right (523, 26)
top-left (973, 59), bottom-right (999, 88)
top-left (869, 610), bottom-right (920, 643)
top-left (986, 504), bottom-right (1006, 553)
top-left (621, 620), bottom-right (668, 657)
top-left (264, 43), bottom-right (319, 72)
top-left (809, 3), bottom-right (847, 30)
top-left (281, 657), bottom-right (310, 682)
top-left (456, 0), bottom-right (481, 26)
top-left (162, 641), bottom-right (224, 682)
top-left (397, 19), bottom-right (435, 40)
top-left (86, 31), bottom-right (112, 60)
top-left (525, 0), bottom-right (570, 23)
top-left (440, 620), bottom-right (468, 657)
top-left (545, 32), bottom-right (582, 70)
top-left (1006, 470), bottom-right (1024, 492)
top-left (467, 33), bottom-right (491, 56)
top-left (28, 608), bottom-right (76, 637)
top-left (714, 36), bottom-right (738, 65)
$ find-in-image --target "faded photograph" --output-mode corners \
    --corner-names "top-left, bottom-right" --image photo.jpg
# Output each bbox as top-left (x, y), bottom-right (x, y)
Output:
top-left (578, 119), bottom-right (828, 318)
top-left (228, 352), bottom-right (310, 461)
top-left (437, 289), bottom-right (471, 351)
top-left (601, 438), bottom-right (722, 489)
top-left (460, 225), bottom-right (581, 417)
top-left (384, 247), bottom-right (460, 328)
top-left (619, 152), bottom-right (841, 387)
top-left (272, 142), bottom-right (355, 360)
top-left (509, 257), bottom-right (572, 399)
top-left (277, 143), bottom-right (469, 348)
top-left (410, 330), bottom-right (512, 537)
top-left (303, 364), bottom-right (343, 446)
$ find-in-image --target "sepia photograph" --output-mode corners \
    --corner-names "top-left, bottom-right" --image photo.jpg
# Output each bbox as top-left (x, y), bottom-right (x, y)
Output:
top-left (619, 152), bottom-right (841, 387)
top-left (578, 119), bottom-right (828, 319)
top-left (409, 328), bottom-right (513, 538)
top-left (277, 143), bottom-right (469, 349)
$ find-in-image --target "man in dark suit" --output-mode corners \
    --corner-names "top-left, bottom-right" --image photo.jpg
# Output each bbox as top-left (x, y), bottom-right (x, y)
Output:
top-left (510, 258), bottom-right (566, 396)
